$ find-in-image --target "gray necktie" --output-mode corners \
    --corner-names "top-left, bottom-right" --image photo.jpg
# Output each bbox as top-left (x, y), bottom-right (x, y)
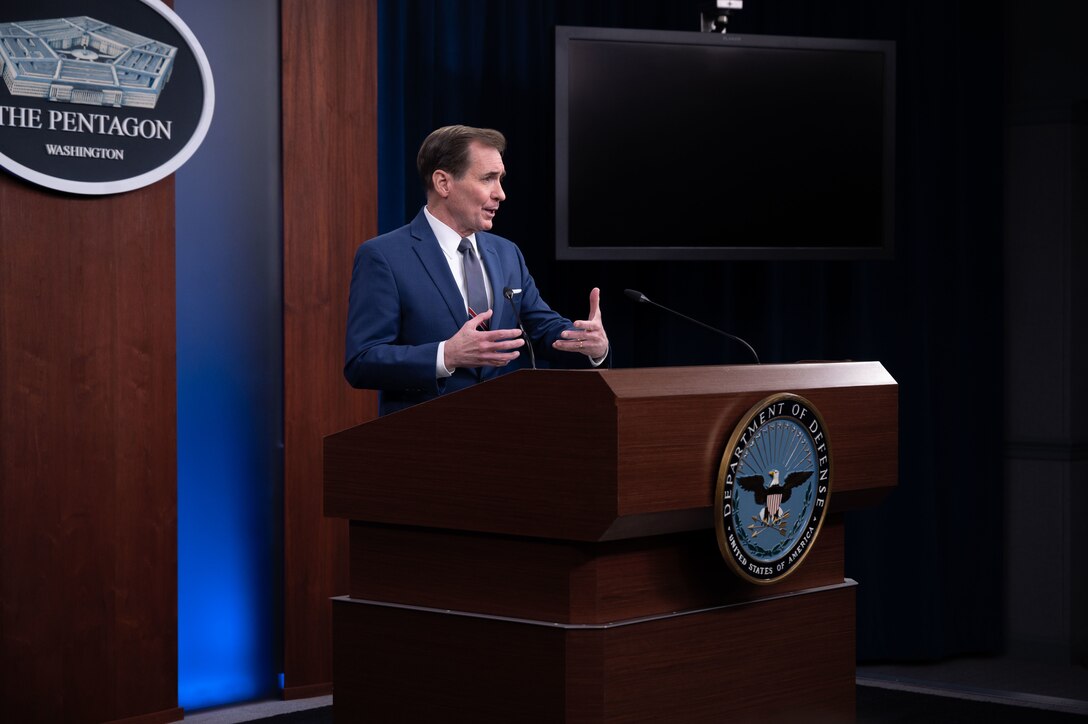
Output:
top-left (458, 238), bottom-right (489, 324)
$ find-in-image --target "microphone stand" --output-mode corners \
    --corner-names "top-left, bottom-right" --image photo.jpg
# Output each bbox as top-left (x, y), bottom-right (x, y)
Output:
top-left (624, 289), bottom-right (760, 364)
top-left (503, 287), bottom-right (537, 370)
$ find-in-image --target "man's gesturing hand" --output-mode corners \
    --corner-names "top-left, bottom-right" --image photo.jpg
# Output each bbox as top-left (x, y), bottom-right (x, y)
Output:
top-left (444, 308), bottom-right (524, 370)
top-left (552, 287), bottom-right (609, 360)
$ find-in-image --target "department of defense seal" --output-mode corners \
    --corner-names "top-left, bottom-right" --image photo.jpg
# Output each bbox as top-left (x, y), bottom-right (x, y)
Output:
top-left (714, 393), bottom-right (832, 585)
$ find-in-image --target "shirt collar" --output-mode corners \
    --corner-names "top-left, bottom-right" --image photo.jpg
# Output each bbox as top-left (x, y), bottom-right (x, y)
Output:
top-left (424, 206), bottom-right (477, 259)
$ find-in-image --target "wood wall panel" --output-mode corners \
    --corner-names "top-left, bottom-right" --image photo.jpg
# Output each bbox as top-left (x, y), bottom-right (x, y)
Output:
top-left (0, 177), bottom-right (181, 722)
top-left (281, 0), bottom-right (378, 697)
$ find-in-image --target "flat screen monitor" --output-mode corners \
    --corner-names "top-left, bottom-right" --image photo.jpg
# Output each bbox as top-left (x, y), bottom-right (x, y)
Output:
top-left (555, 26), bottom-right (896, 260)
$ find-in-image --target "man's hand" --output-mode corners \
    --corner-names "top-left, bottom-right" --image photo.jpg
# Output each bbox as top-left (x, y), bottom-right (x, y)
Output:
top-left (444, 309), bottom-right (525, 369)
top-left (552, 287), bottom-right (609, 360)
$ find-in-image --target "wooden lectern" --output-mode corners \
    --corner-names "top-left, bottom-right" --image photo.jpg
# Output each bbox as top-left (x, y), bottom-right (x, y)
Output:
top-left (324, 362), bottom-right (897, 722)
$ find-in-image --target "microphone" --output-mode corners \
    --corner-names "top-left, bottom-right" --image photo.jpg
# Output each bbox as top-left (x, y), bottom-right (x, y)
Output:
top-left (503, 287), bottom-right (537, 370)
top-left (624, 288), bottom-right (760, 364)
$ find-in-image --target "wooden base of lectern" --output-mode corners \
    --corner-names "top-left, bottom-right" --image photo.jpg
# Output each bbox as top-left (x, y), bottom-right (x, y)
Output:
top-left (333, 581), bottom-right (855, 722)
top-left (332, 521), bottom-right (856, 722)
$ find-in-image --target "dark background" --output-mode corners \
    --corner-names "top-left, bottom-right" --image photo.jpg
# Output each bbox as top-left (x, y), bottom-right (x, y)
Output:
top-left (375, 0), bottom-right (1087, 666)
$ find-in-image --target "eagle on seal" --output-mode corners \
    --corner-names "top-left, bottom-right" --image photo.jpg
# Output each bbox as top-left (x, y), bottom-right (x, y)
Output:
top-left (737, 469), bottom-right (813, 524)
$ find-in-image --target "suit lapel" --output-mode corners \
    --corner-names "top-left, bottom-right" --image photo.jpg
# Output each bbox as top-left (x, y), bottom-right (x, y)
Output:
top-left (476, 234), bottom-right (514, 382)
top-left (477, 234), bottom-right (507, 331)
top-left (409, 212), bottom-right (468, 328)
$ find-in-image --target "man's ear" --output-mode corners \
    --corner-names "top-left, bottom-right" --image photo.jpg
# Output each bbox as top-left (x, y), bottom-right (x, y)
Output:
top-left (432, 169), bottom-right (451, 198)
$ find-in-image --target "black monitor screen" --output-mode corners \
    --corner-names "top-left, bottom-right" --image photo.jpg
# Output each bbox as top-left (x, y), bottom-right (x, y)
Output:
top-left (555, 27), bottom-right (896, 260)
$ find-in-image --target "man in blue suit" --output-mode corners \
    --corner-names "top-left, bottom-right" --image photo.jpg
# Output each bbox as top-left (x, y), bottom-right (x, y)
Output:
top-left (345, 125), bottom-right (609, 415)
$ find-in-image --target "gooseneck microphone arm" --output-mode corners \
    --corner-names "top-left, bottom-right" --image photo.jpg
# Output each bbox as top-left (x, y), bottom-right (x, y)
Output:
top-left (624, 288), bottom-right (760, 364)
top-left (503, 286), bottom-right (537, 370)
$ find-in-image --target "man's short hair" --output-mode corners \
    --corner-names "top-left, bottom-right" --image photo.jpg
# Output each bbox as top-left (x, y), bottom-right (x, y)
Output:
top-left (417, 125), bottom-right (506, 193)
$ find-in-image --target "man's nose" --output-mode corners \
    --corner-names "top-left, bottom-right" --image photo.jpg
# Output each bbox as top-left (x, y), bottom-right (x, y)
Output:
top-left (493, 181), bottom-right (506, 200)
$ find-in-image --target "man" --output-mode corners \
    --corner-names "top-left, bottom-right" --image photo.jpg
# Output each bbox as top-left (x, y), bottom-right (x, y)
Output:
top-left (344, 125), bottom-right (609, 415)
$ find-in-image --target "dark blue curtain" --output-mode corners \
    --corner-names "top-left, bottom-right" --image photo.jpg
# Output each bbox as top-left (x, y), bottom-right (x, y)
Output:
top-left (377, 0), bottom-right (1004, 661)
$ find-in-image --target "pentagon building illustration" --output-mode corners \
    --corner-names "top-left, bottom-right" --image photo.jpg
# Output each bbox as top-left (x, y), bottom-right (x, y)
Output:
top-left (0, 16), bottom-right (176, 109)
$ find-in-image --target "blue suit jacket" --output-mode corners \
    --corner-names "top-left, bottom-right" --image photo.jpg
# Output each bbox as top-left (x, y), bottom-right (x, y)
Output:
top-left (344, 209), bottom-right (590, 415)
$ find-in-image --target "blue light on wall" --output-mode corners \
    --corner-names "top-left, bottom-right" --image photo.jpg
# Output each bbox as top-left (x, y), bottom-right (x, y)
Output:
top-left (175, 0), bottom-right (283, 711)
